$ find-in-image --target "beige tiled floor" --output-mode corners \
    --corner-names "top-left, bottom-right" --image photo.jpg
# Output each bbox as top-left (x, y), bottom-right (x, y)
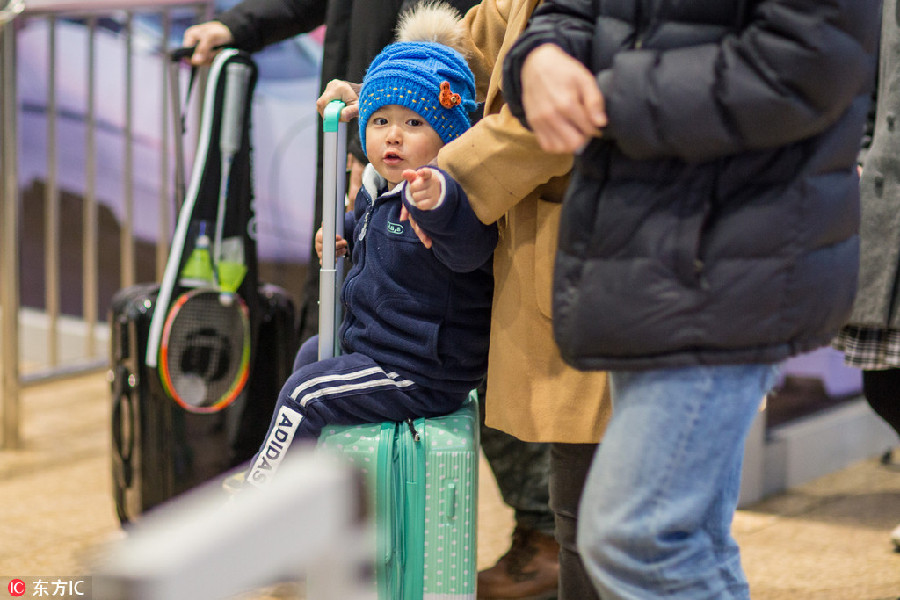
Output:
top-left (734, 457), bottom-right (900, 599)
top-left (1, 372), bottom-right (898, 599)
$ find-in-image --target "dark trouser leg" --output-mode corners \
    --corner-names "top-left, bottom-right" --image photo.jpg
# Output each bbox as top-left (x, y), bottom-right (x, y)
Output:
top-left (550, 442), bottom-right (600, 600)
top-left (477, 385), bottom-right (558, 600)
top-left (292, 335), bottom-right (320, 372)
top-left (479, 389), bottom-right (554, 535)
top-left (862, 369), bottom-right (900, 437)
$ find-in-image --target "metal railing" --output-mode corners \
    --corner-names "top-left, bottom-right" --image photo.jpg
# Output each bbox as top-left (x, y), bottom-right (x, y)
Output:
top-left (0, 0), bottom-right (211, 448)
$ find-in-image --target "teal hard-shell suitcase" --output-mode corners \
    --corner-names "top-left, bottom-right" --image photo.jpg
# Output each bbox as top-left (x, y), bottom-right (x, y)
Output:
top-left (315, 101), bottom-right (479, 599)
top-left (318, 394), bottom-right (479, 600)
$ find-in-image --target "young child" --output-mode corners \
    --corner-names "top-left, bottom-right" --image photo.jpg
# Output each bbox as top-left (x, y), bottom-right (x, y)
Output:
top-left (245, 2), bottom-right (497, 487)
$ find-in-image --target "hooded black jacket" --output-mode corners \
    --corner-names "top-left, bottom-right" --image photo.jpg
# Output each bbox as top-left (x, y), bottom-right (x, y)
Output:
top-left (503, 0), bottom-right (879, 371)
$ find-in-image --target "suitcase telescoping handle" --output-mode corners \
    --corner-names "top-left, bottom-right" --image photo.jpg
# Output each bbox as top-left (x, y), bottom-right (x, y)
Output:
top-left (318, 100), bottom-right (347, 360)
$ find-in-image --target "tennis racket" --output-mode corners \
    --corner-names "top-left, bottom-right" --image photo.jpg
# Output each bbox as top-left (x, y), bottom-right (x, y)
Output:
top-left (158, 288), bottom-right (251, 413)
top-left (148, 50), bottom-right (255, 413)
top-left (146, 49), bottom-right (254, 369)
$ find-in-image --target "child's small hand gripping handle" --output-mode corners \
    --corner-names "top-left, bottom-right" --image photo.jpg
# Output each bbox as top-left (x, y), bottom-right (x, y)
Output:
top-left (319, 100), bottom-right (347, 360)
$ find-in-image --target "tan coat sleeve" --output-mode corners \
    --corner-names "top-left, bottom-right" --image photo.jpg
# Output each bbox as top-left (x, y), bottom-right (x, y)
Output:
top-left (457, 0), bottom-right (508, 102)
top-left (440, 0), bottom-right (573, 225)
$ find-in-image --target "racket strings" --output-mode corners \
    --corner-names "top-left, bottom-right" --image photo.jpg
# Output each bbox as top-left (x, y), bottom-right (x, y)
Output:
top-left (163, 292), bottom-right (249, 410)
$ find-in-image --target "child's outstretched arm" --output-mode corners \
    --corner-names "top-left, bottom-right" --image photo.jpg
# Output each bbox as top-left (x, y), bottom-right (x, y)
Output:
top-left (400, 167), bottom-right (498, 272)
top-left (399, 167), bottom-right (445, 249)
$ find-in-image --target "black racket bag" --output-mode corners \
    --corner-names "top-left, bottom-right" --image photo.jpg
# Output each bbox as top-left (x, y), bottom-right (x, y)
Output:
top-left (109, 48), bottom-right (297, 524)
top-left (110, 283), bottom-right (295, 523)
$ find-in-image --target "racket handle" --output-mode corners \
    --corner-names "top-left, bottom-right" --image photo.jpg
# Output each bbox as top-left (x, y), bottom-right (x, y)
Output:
top-left (215, 61), bottom-right (252, 275)
top-left (220, 62), bottom-right (252, 159)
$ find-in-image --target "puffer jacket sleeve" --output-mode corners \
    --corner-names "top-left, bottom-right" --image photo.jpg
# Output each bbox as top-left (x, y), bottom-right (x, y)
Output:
top-left (402, 169), bottom-right (498, 273)
top-left (216, 0), bottom-right (327, 54)
top-left (505, 0), bottom-right (879, 163)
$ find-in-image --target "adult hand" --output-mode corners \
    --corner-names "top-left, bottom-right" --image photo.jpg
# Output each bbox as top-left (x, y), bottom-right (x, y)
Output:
top-left (314, 227), bottom-right (348, 265)
top-left (317, 79), bottom-right (362, 122)
top-left (520, 44), bottom-right (607, 154)
top-left (182, 21), bottom-right (234, 66)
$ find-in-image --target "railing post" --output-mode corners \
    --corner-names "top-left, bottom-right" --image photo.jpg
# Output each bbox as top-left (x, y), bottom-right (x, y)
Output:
top-left (157, 11), bottom-right (172, 280)
top-left (1, 16), bottom-right (21, 449)
top-left (121, 11), bottom-right (135, 289)
top-left (45, 16), bottom-right (60, 368)
top-left (83, 16), bottom-right (99, 359)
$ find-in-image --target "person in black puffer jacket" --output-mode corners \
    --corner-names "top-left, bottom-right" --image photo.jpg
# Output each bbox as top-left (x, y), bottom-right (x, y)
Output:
top-left (503, 0), bottom-right (879, 597)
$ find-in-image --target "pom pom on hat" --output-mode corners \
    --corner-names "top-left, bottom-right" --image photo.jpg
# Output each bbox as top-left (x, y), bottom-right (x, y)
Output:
top-left (359, 1), bottom-right (477, 154)
top-left (395, 0), bottom-right (469, 52)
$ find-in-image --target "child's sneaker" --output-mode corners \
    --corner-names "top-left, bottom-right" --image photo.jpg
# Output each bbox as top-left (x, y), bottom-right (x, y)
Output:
top-left (891, 523), bottom-right (900, 552)
top-left (222, 470), bottom-right (247, 495)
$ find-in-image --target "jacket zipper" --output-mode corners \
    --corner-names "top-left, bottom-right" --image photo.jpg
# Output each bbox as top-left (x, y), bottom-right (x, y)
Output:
top-left (634, 0), bottom-right (645, 48)
top-left (358, 197), bottom-right (374, 242)
top-left (339, 192), bottom-right (375, 345)
top-left (635, 0), bottom-right (664, 49)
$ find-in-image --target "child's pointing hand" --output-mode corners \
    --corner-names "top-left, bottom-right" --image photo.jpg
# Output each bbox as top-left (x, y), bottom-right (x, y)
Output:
top-left (402, 167), bottom-right (444, 211)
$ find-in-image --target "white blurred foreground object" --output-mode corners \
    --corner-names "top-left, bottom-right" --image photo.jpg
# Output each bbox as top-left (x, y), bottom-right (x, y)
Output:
top-left (92, 451), bottom-right (375, 600)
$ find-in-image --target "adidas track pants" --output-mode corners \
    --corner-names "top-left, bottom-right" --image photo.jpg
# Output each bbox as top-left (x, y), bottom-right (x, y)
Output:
top-left (246, 338), bottom-right (464, 487)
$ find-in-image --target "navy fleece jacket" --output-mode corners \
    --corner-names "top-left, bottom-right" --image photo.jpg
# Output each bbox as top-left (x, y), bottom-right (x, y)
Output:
top-left (338, 164), bottom-right (497, 393)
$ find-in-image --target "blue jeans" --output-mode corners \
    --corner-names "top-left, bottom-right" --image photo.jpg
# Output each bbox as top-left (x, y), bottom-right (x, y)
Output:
top-left (577, 364), bottom-right (778, 599)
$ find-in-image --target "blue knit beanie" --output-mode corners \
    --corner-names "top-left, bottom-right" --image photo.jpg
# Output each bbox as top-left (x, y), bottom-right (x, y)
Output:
top-left (359, 39), bottom-right (477, 154)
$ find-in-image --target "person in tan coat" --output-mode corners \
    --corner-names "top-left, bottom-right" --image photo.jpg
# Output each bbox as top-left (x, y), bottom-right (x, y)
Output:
top-left (319, 1), bottom-right (611, 598)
